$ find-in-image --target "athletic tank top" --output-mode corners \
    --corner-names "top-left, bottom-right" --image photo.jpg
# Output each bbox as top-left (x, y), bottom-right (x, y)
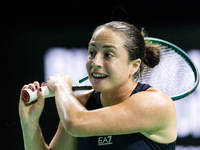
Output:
top-left (78, 82), bottom-right (176, 150)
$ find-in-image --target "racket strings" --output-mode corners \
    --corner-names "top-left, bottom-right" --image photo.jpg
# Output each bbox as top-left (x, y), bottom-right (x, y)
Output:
top-left (137, 46), bottom-right (195, 97)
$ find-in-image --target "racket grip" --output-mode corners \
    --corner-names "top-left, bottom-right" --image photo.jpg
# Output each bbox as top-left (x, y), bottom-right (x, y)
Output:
top-left (22, 85), bottom-right (93, 104)
top-left (22, 86), bottom-right (54, 104)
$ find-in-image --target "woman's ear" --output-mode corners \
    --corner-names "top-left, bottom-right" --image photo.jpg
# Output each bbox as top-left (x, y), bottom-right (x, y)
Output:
top-left (129, 59), bottom-right (141, 76)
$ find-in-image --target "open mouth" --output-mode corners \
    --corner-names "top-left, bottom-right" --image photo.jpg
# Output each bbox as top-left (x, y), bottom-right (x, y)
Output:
top-left (92, 73), bottom-right (108, 79)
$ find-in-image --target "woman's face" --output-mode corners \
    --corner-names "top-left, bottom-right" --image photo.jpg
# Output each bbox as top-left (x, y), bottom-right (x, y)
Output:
top-left (86, 27), bottom-right (136, 92)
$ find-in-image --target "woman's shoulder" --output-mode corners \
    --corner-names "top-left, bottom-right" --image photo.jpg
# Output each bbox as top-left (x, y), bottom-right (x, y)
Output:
top-left (144, 86), bottom-right (174, 105)
top-left (130, 85), bottom-right (175, 116)
top-left (147, 86), bottom-right (172, 102)
top-left (130, 86), bottom-right (177, 143)
top-left (133, 82), bottom-right (171, 102)
top-left (75, 90), bottom-right (94, 106)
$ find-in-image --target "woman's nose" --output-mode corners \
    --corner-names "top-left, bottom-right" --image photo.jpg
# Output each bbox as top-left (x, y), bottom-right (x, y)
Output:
top-left (92, 53), bottom-right (103, 69)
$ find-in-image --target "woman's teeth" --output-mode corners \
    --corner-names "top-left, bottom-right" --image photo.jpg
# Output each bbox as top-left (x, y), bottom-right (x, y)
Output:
top-left (92, 73), bottom-right (108, 79)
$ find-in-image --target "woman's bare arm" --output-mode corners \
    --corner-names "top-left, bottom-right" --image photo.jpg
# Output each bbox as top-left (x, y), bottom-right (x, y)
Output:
top-left (19, 84), bottom-right (50, 150)
top-left (49, 76), bottom-right (176, 144)
top-left (48, 91), bottom-right (92, 150)
top-left (19, 82), bottom-right (92, 150)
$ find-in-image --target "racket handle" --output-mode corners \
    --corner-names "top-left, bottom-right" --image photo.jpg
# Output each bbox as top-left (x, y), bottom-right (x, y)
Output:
top-left (22, 85), bottom-right (92, 104)
top-left (22, 86), bottom-right (54, 104)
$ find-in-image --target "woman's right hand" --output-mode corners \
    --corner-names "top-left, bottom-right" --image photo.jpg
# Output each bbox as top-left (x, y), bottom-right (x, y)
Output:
top-left (19, 81), bottom-right (46, 125)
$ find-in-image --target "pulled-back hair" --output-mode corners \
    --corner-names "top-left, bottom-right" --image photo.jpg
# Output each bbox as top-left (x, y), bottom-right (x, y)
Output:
top-left (93, 21), bottom-right (161, 78)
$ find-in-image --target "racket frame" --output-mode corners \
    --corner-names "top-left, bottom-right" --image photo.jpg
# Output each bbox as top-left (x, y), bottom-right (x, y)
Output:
top-left (144, 37), bottom-right (199, 100)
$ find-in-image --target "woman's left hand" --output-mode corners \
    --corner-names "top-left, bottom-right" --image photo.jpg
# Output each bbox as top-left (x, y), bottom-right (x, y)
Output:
top-left (47, 73), bottom-right (73, 92)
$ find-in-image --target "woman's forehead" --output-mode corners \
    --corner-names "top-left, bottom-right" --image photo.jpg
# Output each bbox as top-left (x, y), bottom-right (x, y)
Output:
top-left (90, 28), bottom-right (126, 46)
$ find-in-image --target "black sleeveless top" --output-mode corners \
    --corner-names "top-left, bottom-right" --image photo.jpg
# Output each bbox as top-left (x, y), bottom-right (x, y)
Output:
top-left (78, 83), bottom-right (176, 150)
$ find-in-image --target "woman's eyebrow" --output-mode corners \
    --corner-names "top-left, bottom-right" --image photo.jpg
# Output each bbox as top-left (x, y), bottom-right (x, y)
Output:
top-left (88, 43), bottom-right (118, 51)
top-left (102, 45), bottom-right (117, 51)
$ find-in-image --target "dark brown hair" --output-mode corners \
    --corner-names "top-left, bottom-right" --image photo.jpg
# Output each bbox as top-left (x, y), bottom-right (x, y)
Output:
top-left (93, 21), bottom-right (161, 78)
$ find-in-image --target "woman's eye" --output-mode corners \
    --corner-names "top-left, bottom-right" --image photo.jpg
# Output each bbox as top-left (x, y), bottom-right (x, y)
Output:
top-left (105, 52), bottom-right (113, 58)
top-left (88, 50), bottom-right (96, 57)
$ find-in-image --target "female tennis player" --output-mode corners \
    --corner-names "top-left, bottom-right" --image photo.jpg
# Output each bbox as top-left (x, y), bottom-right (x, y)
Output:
top-left (19, 21), bottom-right (177, 150)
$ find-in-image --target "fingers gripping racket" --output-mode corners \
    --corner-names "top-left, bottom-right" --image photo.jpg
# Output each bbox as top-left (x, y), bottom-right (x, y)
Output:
top-left (22, 37), bottom-right (199, 103)
top-left (22, 76), bottom-right (92, 104)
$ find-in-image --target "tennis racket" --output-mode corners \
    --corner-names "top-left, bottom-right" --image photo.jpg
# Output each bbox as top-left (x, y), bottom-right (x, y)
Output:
top-left (22, 37), bottom-right (199, 103)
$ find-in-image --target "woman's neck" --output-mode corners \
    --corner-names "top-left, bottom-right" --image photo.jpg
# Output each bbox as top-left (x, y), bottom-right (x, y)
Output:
top-left (100, 81), bottom-right (138, 107)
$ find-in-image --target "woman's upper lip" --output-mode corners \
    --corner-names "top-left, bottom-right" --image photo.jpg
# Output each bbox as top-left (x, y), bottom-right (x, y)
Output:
top-left (91, 72), bottom-right (108, 77)
top-left (91, 71), bottom-right (107, 75)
